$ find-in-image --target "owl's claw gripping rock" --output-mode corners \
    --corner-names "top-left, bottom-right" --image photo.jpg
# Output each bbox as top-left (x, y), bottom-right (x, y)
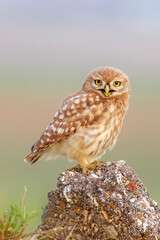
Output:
top-left (88, 161), bottom-right (104, 170)
top-left (82, 161), bottom-right (104, 174)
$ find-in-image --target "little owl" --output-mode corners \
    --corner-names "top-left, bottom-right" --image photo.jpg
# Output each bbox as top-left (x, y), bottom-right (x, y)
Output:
top-left (25, 66), bottom-right (130, 173)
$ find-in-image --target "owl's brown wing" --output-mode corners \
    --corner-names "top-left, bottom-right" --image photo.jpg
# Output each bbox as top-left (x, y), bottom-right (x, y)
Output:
top-left (25, 90), bottom-right (105, 164)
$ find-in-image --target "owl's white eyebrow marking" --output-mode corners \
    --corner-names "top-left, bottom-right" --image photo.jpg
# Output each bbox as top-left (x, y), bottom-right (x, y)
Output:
top-left (63, 104), bottom-right (68, 111)
top-left (92, 73), bottom-right (102, 80)
top-left (59, 114), bottom-right (64, 119)
top-left (57, 128), bottom-right (64, 134)
top-left (74, 98), bottom-right (80, 104)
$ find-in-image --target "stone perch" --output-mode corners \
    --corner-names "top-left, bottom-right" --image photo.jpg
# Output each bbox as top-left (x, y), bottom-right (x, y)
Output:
top-left (34, 161), bottom-right (160, 240)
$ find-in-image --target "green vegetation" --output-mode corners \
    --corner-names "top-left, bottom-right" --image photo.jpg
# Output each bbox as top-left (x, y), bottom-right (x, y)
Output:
top-left (0, 187), bottom-right (65, 240)
top-left (0, 186), bottom-right (36, 239)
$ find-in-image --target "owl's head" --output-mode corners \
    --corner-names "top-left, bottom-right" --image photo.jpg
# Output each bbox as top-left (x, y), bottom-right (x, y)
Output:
top-left (82, 67), bottom-right (130, 101)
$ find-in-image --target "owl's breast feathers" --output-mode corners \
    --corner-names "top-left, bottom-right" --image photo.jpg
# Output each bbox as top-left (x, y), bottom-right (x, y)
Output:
top-left (78, 98), bottom-right (127, 159)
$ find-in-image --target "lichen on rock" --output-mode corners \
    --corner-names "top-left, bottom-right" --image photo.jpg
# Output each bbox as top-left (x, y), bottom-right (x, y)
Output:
top-left (34, 161), bottom-right (160, 240)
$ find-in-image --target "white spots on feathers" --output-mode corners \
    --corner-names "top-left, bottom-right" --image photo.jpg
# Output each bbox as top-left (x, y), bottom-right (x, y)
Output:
top-left (82, 102), bottom-right (87, 108)
top-left (63, 104), bottom-right (68, 111)
top-left (95, 95), bottom-right (100, 102)
top-left (39, 92), bottom-right (104, 147)
top-left (72, 109), bottom-right (77, 114)
top-left (74, 98), bottom-right (80, 104)
top-left (55, 120), bottom-right (59, 125)
top-left (52, 127), bottom-right (57, 132)
top-left (70, 127), bottom-right (75, 132)
top-left (65, 128), bottom-right (69, 133)
top-left (57, 128), bottom-right (64, 135)
top-left (69, 97), bottom-right (75, 101)
top-left (66, 111), bottom-right (71, 116)
top-left (46, 132), bottom-right (51, 137)
top-left (82, 109), bottom-right (90, 116)
top-left (81, 97), bottom-right (87, 102)
top-left (88, 97), bottom-right (94, 102)
top-left (75, 95), bottom-right (81, 98)
top-left (54, 111), bottom-right (58, 118)
top-left (70, 104), bottom-right (75, 109)
top-left (59, 113), bottom-right (64, 119)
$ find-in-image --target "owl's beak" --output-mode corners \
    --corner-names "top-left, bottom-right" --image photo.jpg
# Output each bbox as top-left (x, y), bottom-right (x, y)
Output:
top-left (104, 84), bottom-right (111, 97)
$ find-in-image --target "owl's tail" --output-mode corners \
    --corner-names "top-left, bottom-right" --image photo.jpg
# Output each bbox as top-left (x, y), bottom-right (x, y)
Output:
top-left (24, 152), bottom-right (41, 165)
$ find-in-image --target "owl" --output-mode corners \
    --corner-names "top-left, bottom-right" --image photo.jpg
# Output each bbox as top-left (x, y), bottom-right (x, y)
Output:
top-left (25, 66), bottom-right (130, 173)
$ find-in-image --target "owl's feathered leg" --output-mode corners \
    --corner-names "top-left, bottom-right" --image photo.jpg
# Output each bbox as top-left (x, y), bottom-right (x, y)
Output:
top-left (76, 159), bottom-right (90, 174)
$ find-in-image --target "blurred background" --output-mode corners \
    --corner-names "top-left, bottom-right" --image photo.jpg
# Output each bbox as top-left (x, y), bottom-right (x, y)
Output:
top-left (0, 0), bottom-right (160, 230)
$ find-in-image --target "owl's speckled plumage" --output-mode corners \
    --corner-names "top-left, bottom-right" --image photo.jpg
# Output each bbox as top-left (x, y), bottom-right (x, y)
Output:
top-left (25, 66), bottom-right (130, 172)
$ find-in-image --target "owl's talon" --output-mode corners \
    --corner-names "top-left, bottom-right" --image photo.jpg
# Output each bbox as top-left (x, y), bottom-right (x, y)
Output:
top-left (81, 161), bottom-right (104, 174)
top-left (83, 167), bottom-right (89, 175)
top-left (75, 164), bottom-right (81, 169)
top-left (87, 161), bottom-right (104, 170)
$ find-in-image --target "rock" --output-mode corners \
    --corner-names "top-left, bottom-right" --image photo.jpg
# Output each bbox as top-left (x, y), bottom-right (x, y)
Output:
top-left (34, 161), bottom-right (160, 240)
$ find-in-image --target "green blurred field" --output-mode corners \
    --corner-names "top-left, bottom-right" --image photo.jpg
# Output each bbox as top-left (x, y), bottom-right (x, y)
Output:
top-left (0, 0), bottom-right (160, 230)
top-left (1, 73), bottom-right (160, 229)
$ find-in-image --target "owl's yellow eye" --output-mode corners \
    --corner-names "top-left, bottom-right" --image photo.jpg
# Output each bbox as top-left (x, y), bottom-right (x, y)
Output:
top-left (113, 81), bottom-right (121, 87)
top-left (95, 79), bottom-right (102, 86)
